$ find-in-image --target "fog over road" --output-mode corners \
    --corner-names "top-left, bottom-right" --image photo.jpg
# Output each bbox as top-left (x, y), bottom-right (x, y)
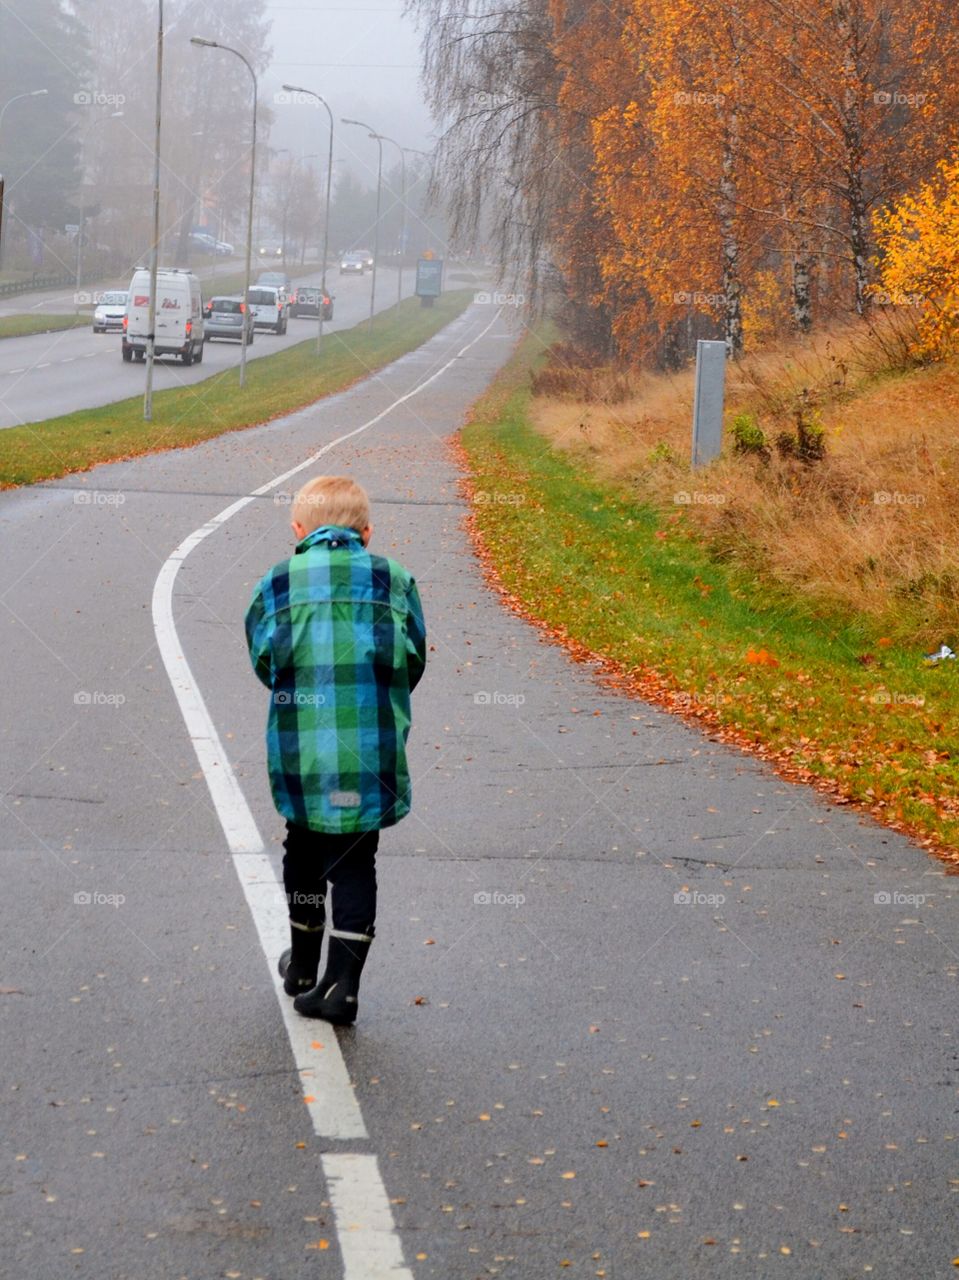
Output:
top-left (1, 303), bottom-right (955, 1278)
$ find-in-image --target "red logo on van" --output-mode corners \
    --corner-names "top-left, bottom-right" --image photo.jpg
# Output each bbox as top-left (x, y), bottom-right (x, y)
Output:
top-left (161, 298), bottom-right (181, 309)
top-left (133, 294), bottom-right (149, 307)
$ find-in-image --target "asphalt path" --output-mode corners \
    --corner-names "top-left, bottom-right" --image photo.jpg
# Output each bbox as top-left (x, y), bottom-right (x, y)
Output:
top-left (0, 265), bottom-right (414, 430)
top-left (1, 301), bottom-right (957, 1279)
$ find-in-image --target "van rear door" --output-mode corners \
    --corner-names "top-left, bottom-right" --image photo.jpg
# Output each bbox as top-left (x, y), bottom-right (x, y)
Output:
top-left (156, 280), bottom-right (185, 344)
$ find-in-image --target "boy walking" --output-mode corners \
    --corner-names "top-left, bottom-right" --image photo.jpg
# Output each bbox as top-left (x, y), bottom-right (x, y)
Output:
top-left (245, 475), bottom-right (426, 1025)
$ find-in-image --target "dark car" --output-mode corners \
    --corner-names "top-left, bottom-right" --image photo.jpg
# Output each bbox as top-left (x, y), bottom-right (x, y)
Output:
top-left (288, 286), bottom-right (334, 321)
top-left (203, 295), bottom-right (255, 344)
top-left (256, 271), bottom-right (292, 295)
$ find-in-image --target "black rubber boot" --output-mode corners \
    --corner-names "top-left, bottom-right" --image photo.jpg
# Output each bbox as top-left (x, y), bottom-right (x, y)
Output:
top-left (293, 932), bottom-right (372, 1025)
top-left (277, 920), bottom-right (324, 997)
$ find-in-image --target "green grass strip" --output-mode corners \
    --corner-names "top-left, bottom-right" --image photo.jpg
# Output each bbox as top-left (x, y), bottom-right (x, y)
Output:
top-left (461, 331), bottom-right (959, 858)
top-left (0, 291), bottom-right (473, 488)
top-left (0, 314), bottom-right (89, 340)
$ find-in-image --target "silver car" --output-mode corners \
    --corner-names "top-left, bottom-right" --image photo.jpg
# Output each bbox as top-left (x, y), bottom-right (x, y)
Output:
top-left (92, 289), bottom-right (128, 333)
top-left (203, 296), bottom-right (255, 344)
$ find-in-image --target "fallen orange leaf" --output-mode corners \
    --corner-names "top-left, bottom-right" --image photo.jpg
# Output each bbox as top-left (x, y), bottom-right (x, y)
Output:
top-left (745, 648), bottom-right (779, 667)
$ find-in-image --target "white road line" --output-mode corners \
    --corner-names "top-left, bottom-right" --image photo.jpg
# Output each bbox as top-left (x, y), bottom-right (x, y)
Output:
top-left (235, 851), bottom-right (369, 1138)
top-left (322, 1154), bottom-right (414, 1278)
top-left (151, 306), bottom-right (502, 1274)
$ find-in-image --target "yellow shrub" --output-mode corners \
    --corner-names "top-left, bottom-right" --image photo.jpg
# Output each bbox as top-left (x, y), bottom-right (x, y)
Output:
top-left (874, 155), bottom-right (959, 360)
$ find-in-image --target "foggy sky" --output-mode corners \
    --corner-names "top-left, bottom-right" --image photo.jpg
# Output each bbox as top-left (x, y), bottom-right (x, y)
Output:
top-left (264, 0), bottom-right (433, 187)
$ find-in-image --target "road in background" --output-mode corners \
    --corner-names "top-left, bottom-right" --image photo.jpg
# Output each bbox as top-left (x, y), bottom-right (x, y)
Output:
top-left (0, 265), bottom-right (429, 430)
top-left (0, 256), bottom-right (249, 319)
top-left (1, 302), bottom-right (956, 1278)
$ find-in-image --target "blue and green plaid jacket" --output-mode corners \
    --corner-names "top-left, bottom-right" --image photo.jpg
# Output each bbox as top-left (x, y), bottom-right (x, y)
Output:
top-left (245, 524), bottom-right (427, 833)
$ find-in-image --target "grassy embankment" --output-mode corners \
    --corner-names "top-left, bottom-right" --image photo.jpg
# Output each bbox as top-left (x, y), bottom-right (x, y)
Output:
top-left (459, 321), bottom-right (959, 861)
top-left (0, 290), bottom-right (473, 488)
top-left (0, 314), bottom-right (89, 340)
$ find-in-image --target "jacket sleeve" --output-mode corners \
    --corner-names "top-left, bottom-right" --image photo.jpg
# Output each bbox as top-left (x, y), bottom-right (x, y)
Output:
top-left (404, 577), bottom-right (427, 693)
top-left (244, 579), bottom-right (274, 689)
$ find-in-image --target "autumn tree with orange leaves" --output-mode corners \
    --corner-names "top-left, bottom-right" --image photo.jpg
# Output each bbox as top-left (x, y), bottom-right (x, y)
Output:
top-left (411, 0), bottom-right (959, 362)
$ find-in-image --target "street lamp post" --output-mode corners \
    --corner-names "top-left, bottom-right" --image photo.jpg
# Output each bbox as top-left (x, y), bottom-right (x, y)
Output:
top-left (0, 88), bottom-right (48, 144)
top-left (283, 84), bottom-right (334, 355)
top-left (143, 0), bottom-right (165, 422)
top-left (191, 35), bottom-right (258, 389)
top-left (75, 110), bottom-right (124, 315)
top-left (0, 89), bottom-right (48, 271)
top-left (372, 134), bottom-right (405, 309)
top-left (341, 117), bottom-right (382, 333)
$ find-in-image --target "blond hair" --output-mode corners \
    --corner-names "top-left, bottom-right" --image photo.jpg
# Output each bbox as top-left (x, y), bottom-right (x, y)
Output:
top-left (292, 475), bottom-right (371, 535)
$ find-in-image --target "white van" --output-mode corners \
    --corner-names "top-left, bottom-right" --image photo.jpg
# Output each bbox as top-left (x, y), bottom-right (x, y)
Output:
top-left (122, 268), bottom-right (205, 365)
top-left (247, 285), bottom-right (288, 333)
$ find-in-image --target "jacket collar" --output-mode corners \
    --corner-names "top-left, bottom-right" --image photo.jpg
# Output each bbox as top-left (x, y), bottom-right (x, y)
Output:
top-left (295, 524), bottom-right (364, 554)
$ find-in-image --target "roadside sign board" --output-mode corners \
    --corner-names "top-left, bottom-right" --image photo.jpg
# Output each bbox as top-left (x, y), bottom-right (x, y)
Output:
top-left (415, 257), bottom-right (443, 299)
top-left (691, 339), bottom-right (727, 467)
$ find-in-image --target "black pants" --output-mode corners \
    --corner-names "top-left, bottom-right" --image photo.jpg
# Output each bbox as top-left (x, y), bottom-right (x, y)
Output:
top-left (282, 821), bottom-right (379, 938)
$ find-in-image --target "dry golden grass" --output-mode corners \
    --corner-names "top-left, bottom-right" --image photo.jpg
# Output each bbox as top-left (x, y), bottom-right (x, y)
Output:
top-left (529, 314), bottom-right (959, 643)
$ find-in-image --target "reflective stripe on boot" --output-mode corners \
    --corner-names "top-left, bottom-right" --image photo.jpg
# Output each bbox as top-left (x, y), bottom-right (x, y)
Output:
top-left (293, 933), bottom-right (372, 1025)
top-left (278, 919), bottom-right (325, 996)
